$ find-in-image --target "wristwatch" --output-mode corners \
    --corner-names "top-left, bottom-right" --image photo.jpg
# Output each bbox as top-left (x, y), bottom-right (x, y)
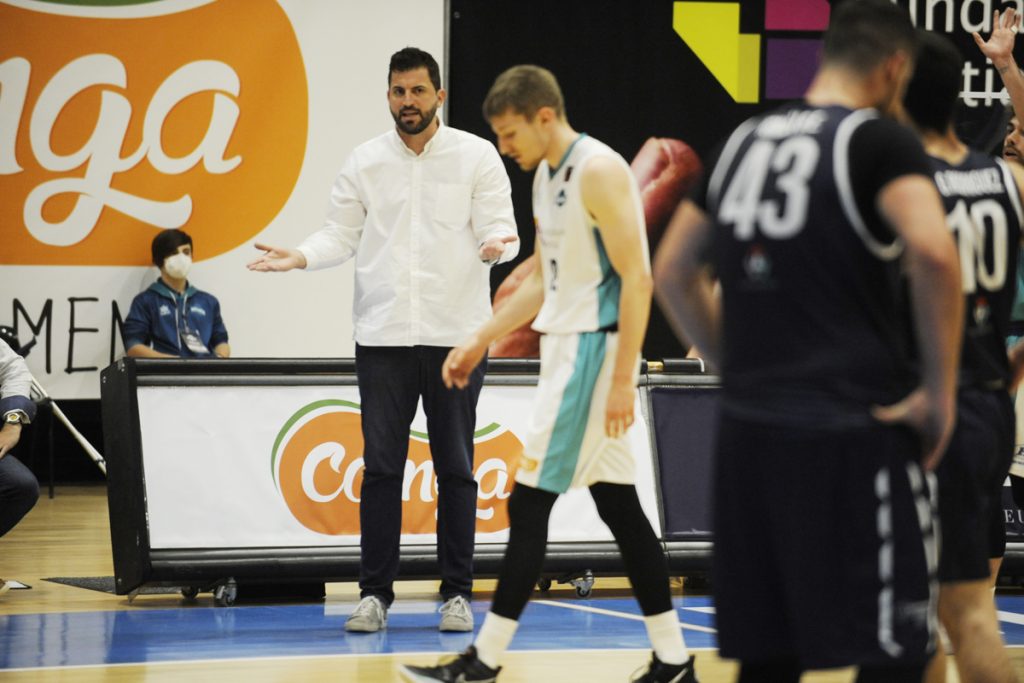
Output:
top-left (4, 412), bottom-right (23, 426)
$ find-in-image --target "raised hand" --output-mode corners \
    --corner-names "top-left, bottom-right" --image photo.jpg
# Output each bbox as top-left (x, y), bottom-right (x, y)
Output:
top-left (974, 8), bottom-right (1021, 68)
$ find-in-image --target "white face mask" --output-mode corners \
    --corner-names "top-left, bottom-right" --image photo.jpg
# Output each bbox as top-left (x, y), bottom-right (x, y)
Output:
top-left (163, 252), bottom-right (192, 280)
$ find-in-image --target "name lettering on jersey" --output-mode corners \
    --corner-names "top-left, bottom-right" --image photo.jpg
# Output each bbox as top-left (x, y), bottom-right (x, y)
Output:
top-left (754, 109), bottom-right (827, 140)
top-left (934, 168), bottom-right (1003, 198)
top-left (555, 189), bottom-right (567, 207)
top-left (564, 166), bottom-right (574, 181)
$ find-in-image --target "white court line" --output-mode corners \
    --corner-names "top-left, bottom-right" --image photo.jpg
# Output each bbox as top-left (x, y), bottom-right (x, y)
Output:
top-left (533, 599), bottom-right (717, 634)
top-left (998, 610), bottom-right (1024, 626)
top-left (683, 606), bottom-right (715, 615)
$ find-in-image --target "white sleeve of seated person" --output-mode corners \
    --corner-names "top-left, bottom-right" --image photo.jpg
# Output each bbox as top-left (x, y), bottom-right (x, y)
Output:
top-left (0, 341), bottom-right (31, 402)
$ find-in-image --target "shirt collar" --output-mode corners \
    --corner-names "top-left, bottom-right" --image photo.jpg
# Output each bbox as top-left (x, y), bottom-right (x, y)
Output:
top-left (393, 118), bottom-right (446, 157)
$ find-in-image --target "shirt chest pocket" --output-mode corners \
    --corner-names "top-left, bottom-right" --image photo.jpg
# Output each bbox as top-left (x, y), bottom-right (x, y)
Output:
top-left (434, 182), bottom-right (472, 230)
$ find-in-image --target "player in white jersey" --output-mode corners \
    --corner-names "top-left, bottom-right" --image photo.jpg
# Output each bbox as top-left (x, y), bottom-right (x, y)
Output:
top-left (516, 134), bottom-right (650, 493)
top-left (400, 66), bottom-right (697, 683)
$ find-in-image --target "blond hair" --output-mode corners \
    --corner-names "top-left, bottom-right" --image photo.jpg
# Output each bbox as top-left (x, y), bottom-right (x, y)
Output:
top-left (482, 65), bottom-right (565, 121)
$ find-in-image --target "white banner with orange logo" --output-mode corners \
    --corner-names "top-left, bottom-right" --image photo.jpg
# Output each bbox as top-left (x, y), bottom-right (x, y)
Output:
top-left (136, 384), bottom-right (661, 548)
top-left (0, 0), bottom-right (445, 398)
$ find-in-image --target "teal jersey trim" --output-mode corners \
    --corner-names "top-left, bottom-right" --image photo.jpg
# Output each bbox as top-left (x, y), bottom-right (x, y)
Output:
top-left (548, 133), bottom-right (588, 179)
top-left (593, 227), bottom-right (621, 328)
top-left (537, 332), bottom-right (607, 493)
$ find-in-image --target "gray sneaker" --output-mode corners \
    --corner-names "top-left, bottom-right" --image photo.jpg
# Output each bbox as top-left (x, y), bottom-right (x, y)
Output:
top-left (438, 595), bottom-right (473, 632)
top-left (345, 595), bottom-right (388, 632)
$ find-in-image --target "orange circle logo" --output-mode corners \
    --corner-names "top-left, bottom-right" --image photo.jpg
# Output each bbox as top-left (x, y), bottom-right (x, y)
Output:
top-left (272, 400), bottom-right (524, 536)
top-left (0, 0), bottom-right (307, 265)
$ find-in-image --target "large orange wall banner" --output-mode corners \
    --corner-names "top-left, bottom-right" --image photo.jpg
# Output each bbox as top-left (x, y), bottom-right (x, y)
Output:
top-left (0, 0), bottom-right (446, 397)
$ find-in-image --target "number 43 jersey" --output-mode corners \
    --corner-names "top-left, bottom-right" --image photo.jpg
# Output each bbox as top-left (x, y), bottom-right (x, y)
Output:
top-left (696, 104), bottom-right (934, 427)
top-left (931, 150), bottom-right (1023, 389)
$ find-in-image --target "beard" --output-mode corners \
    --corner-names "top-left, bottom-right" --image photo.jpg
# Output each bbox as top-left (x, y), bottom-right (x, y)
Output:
top-left (392, 103), bottom-right (439, 135)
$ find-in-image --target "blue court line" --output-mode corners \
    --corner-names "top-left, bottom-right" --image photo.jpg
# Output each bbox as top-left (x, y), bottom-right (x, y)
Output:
top-left (3, 595), bottom-right (1024, 671)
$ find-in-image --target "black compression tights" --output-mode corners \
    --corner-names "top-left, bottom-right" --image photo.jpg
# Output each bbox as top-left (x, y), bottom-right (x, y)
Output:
top-left (490, 482), bottom-right (673, 620)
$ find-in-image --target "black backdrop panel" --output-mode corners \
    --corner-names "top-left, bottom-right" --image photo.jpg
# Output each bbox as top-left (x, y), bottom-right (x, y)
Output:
top-left (651, 386), bottom-right (720, 539)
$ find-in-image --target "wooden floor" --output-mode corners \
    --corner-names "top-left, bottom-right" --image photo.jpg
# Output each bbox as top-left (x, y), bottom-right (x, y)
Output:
top-left (1, 485), bottom-right (1020, 682)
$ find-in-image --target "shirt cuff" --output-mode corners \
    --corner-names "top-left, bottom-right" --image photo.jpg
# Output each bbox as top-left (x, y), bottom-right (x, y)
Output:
top-left (1, 396), bottom-right (36, 424)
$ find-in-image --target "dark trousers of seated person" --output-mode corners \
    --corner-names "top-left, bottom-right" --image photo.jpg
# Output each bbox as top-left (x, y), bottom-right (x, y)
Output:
top-left (0, 452), bottom-right (39, 538)
top-left (355, 344), bottom-right (486, 606)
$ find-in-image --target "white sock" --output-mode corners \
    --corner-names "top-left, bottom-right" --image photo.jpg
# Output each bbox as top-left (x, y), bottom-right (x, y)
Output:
top-left (474, 612), bottom-right (519, 669)
top-left (644, 610), bottom-right (688, 665)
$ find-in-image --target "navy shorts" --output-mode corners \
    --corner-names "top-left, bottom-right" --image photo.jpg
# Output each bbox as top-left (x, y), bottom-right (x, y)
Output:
top-left (935, 388), bottom-right (1015, 582)
top-left (712, 413), bottom-right (938, 670)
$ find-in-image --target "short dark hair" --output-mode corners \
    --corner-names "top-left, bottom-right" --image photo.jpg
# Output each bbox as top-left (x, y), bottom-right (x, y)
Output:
top-left (822, 0), bottom-right (916, 72)
top-left (388, 47), bottom-right (441, 91)
top-left (904, 30), bottom-right (963, 134)
top-left (151, 229), bottom-right (192, 266)
top-left (482, 65), bottom-right (565, 121)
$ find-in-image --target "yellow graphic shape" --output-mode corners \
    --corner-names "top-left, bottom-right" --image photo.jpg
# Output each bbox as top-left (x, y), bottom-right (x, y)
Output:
top-left (673, 1), bottom-right (760, 103)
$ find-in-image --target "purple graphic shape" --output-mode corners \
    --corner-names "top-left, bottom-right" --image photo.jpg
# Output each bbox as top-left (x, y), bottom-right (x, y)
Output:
top-left (766, 38), bottom-right (822, 100)
top-left (766, 0), bottom-right (830, 31)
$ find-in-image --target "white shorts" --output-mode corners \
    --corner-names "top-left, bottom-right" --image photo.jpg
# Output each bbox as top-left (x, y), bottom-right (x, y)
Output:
top-left (516, 331), bottom-right (637, 494)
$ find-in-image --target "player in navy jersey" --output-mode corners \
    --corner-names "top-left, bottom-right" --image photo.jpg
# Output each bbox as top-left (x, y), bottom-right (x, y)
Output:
top-left (654, 1), bottom-right (962, 681)
top-left (904, 29), bottom-right (1024, 683)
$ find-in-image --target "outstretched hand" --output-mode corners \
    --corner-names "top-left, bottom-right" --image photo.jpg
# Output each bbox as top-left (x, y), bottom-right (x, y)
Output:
top-left (871, 387), bottom-right (955, 472)
top-left (247, 243), bottom-right (307, 272)
top-left (974, 8), bottom-right (1021, 67)
top-left (479, 235), bottom-right (519, 264)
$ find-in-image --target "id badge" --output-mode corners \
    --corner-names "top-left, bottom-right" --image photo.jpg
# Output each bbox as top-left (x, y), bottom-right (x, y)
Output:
top-left (181, 329), bottom-right (211, 356)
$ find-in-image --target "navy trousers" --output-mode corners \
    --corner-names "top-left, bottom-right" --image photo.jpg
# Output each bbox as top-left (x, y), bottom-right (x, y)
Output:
top-left (0, 452), bottom-right (38, 538)
top-left (354, 345), bottom-right (486, 605)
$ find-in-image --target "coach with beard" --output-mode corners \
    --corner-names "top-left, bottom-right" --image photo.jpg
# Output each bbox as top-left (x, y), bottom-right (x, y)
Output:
top-left (248, 47), bottom-right (517, 634)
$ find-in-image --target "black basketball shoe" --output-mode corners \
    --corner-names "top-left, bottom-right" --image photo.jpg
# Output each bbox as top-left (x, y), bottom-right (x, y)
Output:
top-left (399, 646), bottom-right (501, 683)
top-left (629, 653), bottom-right (698, 682)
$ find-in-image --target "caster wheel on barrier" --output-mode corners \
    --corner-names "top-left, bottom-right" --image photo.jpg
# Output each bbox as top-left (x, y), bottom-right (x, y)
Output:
top-left (537, 577), bottom-right (552, 592)
top-left (181, 586), bottom-right (199, 601)
top-left (213, 579), bottom-right (238, 607)
top-left (572, 571), bottom-right (594, 598)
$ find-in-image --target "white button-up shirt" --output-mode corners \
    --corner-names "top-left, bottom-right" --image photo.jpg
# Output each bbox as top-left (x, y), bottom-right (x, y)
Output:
top-left (298, 123), bottom-right (518, 348)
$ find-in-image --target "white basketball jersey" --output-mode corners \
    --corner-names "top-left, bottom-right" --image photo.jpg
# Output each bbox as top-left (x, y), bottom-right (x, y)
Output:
top-left (531, 135), bottom-right (649, 334)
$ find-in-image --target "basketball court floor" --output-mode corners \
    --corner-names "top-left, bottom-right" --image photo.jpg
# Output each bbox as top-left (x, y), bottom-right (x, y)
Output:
top-left (3, 486), bottom-right (1024, 682)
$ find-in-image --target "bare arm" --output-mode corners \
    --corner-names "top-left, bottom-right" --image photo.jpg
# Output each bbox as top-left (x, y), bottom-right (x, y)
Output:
top-left (653, 199), bottom-right (721, 371)
top-left (873, 175), bottom-right (963, 470)
top-left (443, 252), bottom-right (545, 389)
top-left (975, 9), bottom-right (1024, 115)
top-left (580, 156), bottom-right (652, 438)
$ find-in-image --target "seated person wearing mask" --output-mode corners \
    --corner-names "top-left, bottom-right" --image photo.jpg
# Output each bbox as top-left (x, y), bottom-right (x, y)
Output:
top-left (122, 229), bottom-right (230, 358)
